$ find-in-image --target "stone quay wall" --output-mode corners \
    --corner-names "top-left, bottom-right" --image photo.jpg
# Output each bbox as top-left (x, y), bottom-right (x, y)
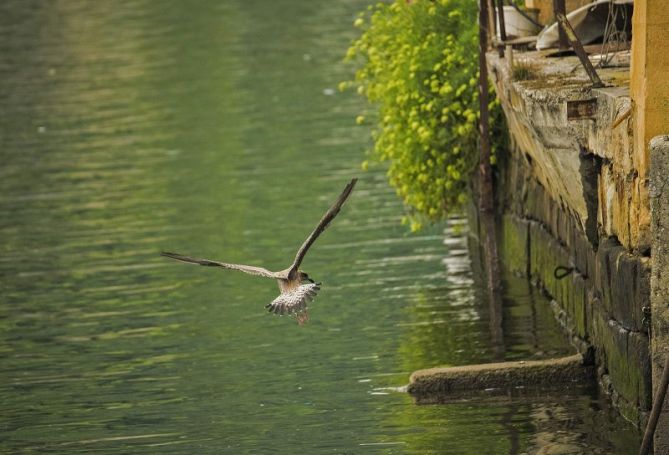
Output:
top-left (495, 150), bottom-right (651, 426)
top-left (484, 51), bottom-right (654, 427)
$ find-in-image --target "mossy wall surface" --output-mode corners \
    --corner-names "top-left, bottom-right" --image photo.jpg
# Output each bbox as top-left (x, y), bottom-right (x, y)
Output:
top-left (483, 150), bottom-right (652, 427)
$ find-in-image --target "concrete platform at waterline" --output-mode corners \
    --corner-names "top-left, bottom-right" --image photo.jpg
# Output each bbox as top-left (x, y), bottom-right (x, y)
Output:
top-left (407, 354), bottom-right (595, 399)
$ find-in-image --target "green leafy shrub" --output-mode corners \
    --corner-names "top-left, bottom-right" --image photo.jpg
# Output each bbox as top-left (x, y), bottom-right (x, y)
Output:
top-left (343, 0), bottom-right (504, 230)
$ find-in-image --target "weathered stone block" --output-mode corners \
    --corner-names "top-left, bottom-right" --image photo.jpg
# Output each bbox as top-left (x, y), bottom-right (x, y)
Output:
top-left (408, 355), bottom-right (594, 396)
top-left (524, 179), bottom-right (543, 222)
top-left (594, 237), bottom-right (625, 319)
top-left (603, 320), bottom-right (633, 405)
top-left (573, 229), bottom-right (594, 278)
top-left (500, 214), bottom-right (529, 275)
top-left (557, 207), bottom-right (577, 252)
top-left (572, 274), bottom-right (588, 339)
top-left (590, 310), bottom-right (649, 424)
top-left (628, 331), bottom-right (652, 411)
top-left (502, 153), bottom-right (530, 215)
top-left (610, 252), bottom-right (641, 332)
top-left (590, 299), bottom-right (608, 353)
top-left (529, 222), bottom-right (566, 299)
top-left (592, 245), bottom-right (650, 334)
top-left (636, 258), bottom-right (651, 333)
top-left (559, 266), bottom-right (573, 317)
top-left (528, 226), bottom-right (542, 279)
top-left (548, 197), bottom-right (560, 239)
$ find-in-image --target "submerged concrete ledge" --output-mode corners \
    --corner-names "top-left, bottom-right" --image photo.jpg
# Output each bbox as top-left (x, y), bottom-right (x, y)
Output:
top-left (408, 354), bottom-right (595, 396)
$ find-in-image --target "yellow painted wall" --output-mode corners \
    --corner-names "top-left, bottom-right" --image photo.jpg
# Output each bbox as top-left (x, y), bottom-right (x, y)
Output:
top-left (525, 0), bottom-right (592, 25)
top-left (630, 0), bottom-right (669, 250)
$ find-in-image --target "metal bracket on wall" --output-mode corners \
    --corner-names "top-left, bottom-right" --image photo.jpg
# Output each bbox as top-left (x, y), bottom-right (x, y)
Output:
top-left (567, 98), bottom-right (598, 120)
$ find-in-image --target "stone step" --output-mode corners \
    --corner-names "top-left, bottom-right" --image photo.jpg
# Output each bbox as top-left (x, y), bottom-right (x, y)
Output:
top-left (408, 354), bottom-right (594, 396)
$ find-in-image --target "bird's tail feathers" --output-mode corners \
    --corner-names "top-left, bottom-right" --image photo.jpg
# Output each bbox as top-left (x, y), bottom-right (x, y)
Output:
top-left (265, 283), bottom-right (321, 318)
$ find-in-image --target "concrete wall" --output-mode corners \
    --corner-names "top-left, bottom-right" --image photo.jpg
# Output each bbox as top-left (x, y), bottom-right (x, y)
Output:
top-left (487, 52), bottom-right (645, 252)
top-left (649, 135), bottom-right (669, 453)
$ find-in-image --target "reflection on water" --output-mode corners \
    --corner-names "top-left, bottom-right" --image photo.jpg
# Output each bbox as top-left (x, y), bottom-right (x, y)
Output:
top-left (0, 0), bottom-right (639, 453)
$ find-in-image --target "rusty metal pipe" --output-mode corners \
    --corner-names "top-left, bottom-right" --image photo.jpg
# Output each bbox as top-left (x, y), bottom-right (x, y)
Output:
top-left (555, 13), bottom-right (604, 88)
top-left (639, 354), bottom-right (669, 455)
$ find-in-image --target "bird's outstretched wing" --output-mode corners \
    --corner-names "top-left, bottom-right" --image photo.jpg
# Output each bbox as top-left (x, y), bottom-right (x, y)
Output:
top-left (161, 252), bottom-right (277, 278)
top-left (288, 178), bottom-right (357, 275)
top-left (265, 283), bottom-right (321, 315)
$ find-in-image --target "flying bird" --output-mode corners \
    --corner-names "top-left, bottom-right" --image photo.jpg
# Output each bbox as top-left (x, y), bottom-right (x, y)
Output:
top-left (161, 178), bottom-right (357, 323)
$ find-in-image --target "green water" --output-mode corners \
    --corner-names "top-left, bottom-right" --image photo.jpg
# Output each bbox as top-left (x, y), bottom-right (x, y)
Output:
top-left (0, 1), bottom-right (639, 453)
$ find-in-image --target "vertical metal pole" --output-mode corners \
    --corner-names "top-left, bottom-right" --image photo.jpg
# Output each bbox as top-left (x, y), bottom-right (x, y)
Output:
top-left (487, 0), bottom-right (497, 49)
top-left (495, 0), bottom-right (507, 57)
top-left (479, 0), bottom-right (491, 175)
top-left (553, 0), bottom-right (568, 50)
top-left (639, 354), bottom-right (669, 455)
top-left (479, 0), bottom-right (502, 301)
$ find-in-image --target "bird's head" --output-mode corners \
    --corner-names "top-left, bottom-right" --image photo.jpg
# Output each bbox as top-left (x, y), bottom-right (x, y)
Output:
top-left (299, 271), bottom-right (315, 283)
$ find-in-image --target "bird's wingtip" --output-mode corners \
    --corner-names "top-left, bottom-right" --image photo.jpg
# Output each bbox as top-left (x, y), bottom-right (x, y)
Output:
top-left (343, 177), bottom-right (358, 195)
top-left (161, 251), bottom-right (186, 261)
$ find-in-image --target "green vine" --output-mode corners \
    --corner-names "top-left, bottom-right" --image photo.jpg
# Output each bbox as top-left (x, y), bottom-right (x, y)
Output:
top-left (343, 0), bottom-right (505, 230)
